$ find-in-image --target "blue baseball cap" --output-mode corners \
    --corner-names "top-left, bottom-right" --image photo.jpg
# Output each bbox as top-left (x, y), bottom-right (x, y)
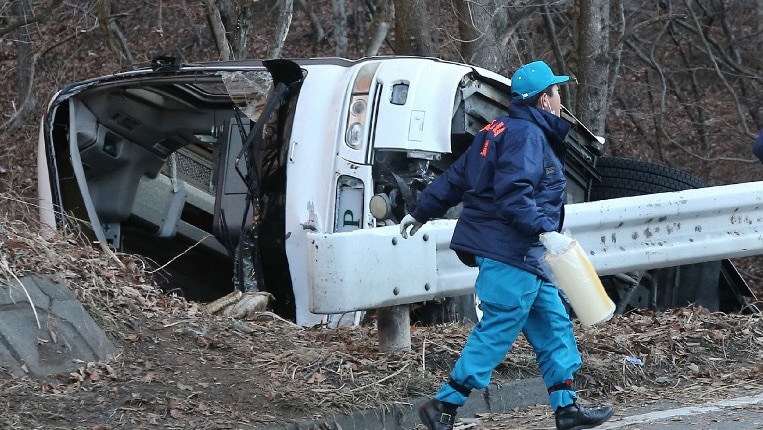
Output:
top-left (510, 60), bottom-right (569, 100)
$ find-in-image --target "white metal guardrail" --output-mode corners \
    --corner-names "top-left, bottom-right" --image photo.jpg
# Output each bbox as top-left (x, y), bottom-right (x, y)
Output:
top-left (307, 181), bottom-right (763, 314)
top-left (565, 180), bottom-right (763, 276)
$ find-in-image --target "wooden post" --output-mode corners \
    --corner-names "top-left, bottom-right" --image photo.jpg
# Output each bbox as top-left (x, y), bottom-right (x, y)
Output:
top-left (377, 305), bottom-right (411, 351)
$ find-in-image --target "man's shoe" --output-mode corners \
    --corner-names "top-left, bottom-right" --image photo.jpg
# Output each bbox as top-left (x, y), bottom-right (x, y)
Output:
top-left (418, 399), bottom-right (457, 430)
top-left (555, 402), bottom-right (614, 430)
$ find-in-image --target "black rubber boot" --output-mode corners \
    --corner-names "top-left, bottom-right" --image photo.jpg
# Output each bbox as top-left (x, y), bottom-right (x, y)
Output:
top-left (555, 402), bottom-right (614, 430)
top-left (418, 399), bottom-right (458, 430)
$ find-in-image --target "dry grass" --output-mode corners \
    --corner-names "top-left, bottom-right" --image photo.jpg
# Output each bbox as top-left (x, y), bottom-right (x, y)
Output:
top-left (1, 196), bottom-right (763, 428)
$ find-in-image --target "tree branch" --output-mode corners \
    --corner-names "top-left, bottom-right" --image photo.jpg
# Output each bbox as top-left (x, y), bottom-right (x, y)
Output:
top-left (0, 1), bottom-right (58, 39)
top-left (268, 0), bottom-right (294, 59)
top-left (364, 0), bottom-right (392, 56)
top-left (203, 0), bottom-right (232, 60)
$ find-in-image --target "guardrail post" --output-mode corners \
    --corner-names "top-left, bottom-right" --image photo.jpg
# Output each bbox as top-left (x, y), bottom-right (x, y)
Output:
top-left (377, 305), bottom-right (411, 351)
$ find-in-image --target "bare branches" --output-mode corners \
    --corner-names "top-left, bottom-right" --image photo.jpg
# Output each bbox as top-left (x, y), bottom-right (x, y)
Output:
top-left (296, 0), bottom-right (325, 45)
top-left (610, 12), bottom-right (686, 53)
top-left (203, 0), bottom-right (232, 60)
top-left (606, 0), bottom-right (625, 109)
top-left (364, 0), bottom-right (392, 56)
top-left (541, 1), bottom-right (565, 78)
top-left (454, 0), bottom-right (511, 73)
top-left (0, 0), bottom-right (761, 200)
top-left (332, 0), bottom-right (348, 57)
top-left (2, 0), bottom-right (36, 137)
top-left (96, 0), bottom-right (133, 66)
top-left (684, 1), bottom-right (749, 134)
top-left (608, 0), bottom-right (762, 180)
top-left (0, 0), bottom-right (57, 39)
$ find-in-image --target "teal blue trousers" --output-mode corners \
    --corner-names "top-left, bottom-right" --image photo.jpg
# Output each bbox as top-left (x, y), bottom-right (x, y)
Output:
top-left (434, 256), bottom-right (581, 411)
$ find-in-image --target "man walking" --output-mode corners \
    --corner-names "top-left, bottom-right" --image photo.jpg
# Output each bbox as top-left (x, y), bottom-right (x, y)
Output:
top-left (400, 60), bottom-right (614, 430)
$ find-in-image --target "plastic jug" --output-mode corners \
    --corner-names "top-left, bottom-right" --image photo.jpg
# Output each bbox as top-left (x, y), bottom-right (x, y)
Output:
top-left (540, 232), bottom-right (615, 326)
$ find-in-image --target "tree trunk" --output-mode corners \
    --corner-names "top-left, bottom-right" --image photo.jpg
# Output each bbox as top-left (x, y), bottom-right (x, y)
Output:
top-left (233, 2), bottom-right (254, 59)
top-left (296, 0), bottom-right (325, 44)
top-left (575, 0), bottom-right (611, 135)
top-left (540, 2), bottom-right (571, 102)
top-left (752, 0), bottom-right (763, 125)
top-left (332, 0), bottom-right (348, 57)
top-left (214, 0), bottom-right (254, 60)
top-left (498, 5), bottom-right (541, 70)
top-left (204, 0), bottom-right (232, 60)
top-left (97, 0), bottom-right (132, 66)
top-left (392, 0), bottom-right (434, 56)
top-left (268, 0), bottom-right (294, 59)
top-left (2, 0), bottom-right (36, 135)
top-left (455, 0), bottom-right (508, 74)
top-left (364, 0), bottom-right (393, 56)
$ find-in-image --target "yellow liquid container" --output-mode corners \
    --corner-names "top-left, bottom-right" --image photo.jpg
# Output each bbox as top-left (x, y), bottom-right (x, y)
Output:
top-left (540, 232), bottom-right (615, 326)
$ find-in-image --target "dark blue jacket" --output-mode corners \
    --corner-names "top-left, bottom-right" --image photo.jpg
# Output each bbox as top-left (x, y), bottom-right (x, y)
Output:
top-left (410, 101), bottom-right (571, 280)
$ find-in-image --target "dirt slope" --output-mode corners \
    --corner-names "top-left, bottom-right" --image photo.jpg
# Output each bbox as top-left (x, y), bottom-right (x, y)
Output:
top-left (1, 219), bottom-right (762, 429)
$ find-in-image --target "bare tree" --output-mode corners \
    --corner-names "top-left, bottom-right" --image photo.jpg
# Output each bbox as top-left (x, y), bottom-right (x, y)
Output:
top-left (332, 0), bottom-right (348, 57)
top-left (96, 0), bottom-right (133, 66)
top-left (574, 0), bottom-right (624, 135)
top-left (204, 0), bottom-right (232, 60)
top-left (1, 0), bottom-right (60, 136)
top-left (213, 0), bottom-right (255, 59)
top-left (392, 0), bottom-right (434, 56)
top-left (203, 0), bottom-right (292, 60)
top-left (4, 0), bottom-right (35, 136)
top-left (296, 0), bottom-right (325, 45)
top-left (604, 0), bottom-right (763, 183)
top-left (2, 0), bottom-right (760, 191)
top-left (454, 0), bottom-right (510, 73)
top-left (268, 0), bottom-right (294, 59)
top-left (0, 0), bottom-right (54, 38)
top-left (364, 0), bottom-right (393, 56)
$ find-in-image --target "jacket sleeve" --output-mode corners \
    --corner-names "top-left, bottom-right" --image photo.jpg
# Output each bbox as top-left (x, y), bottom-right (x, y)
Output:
top-left (410, 144), bottom-right (472, 222)
top-left (492, 131), bottom-right (556, 236)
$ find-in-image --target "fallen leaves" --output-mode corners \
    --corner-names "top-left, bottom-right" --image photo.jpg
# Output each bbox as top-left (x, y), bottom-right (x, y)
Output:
top-left (1, 212), bottom-right (763, 428)
top-left (571, 308), bottom-right (763, 400)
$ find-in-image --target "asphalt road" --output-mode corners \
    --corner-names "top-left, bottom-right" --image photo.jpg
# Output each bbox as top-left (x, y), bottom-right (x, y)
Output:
top-left (275, 379), bottom-right (763, 429)
top-left (471, 391), bottom-right (763, 430)
top-left (598, 392), bottom-right (763, 430)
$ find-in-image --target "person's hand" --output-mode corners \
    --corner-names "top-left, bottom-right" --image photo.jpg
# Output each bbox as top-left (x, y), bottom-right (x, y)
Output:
top-left (400, 214), bottom-right (423, 238)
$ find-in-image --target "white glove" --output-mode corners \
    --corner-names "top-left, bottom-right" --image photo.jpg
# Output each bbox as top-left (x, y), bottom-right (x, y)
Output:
top-left (400, 214), bottom-right (423, 239)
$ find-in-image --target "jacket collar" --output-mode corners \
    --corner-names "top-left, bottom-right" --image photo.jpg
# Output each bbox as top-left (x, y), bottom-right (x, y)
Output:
top-left (508, 101), bottom-right (571, 150)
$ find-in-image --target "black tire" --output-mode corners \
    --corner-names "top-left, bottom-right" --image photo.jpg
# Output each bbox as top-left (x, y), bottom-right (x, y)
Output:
top-left (589, 157), bottom-right (706, 200)
top-left (589, 157), bottom-right (721, 312)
